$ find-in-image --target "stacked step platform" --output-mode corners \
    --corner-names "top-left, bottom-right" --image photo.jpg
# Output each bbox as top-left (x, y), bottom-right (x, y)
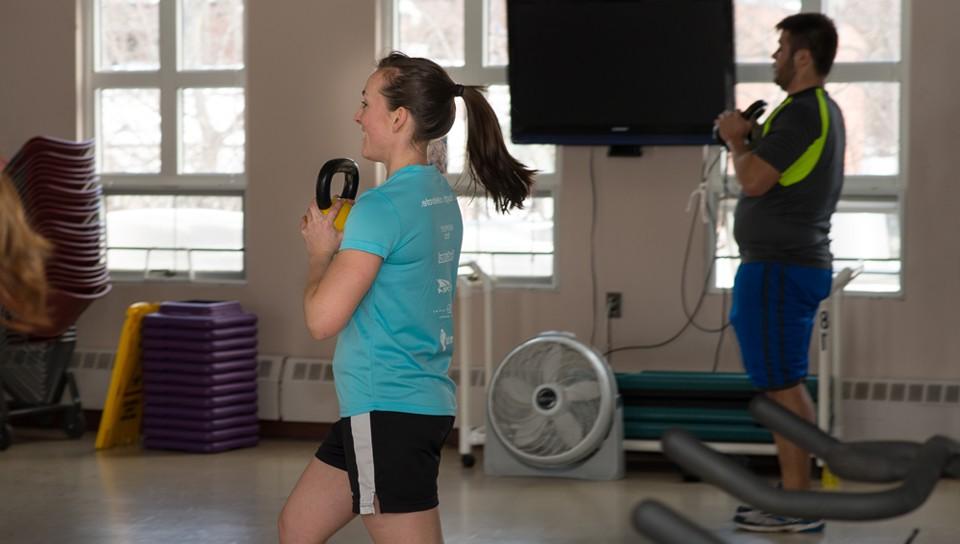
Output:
top-left (616, 371), bottom-right (818, 443)
top-left (141, 301), bottom-right (260, 453)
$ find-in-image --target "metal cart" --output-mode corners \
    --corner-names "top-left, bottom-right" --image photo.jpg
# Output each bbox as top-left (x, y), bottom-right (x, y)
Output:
top-left (0, 322), bottom-right (85, 450)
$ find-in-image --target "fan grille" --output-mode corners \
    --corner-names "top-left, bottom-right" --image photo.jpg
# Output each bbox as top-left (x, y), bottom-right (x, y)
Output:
top-left (489, 336), bottom-right (613, 466)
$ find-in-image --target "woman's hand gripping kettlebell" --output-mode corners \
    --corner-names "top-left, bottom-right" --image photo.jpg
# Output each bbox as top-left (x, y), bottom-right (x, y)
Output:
top-left (301, 198), bottom-right (347, 260)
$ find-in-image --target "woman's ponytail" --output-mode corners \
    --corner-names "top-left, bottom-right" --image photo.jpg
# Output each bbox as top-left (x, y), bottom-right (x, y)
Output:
top-left (376, 52), bottom-right (534, 212)
top-left (459, 86), bottom-right (535, 212)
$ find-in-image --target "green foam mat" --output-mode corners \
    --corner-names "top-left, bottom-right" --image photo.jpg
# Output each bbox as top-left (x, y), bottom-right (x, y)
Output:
top-left (623, 421), bottom-right (774, 443)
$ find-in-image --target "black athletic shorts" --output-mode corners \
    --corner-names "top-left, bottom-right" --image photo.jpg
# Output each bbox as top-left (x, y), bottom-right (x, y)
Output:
top-left (315, 411), bottom-right (455, 515)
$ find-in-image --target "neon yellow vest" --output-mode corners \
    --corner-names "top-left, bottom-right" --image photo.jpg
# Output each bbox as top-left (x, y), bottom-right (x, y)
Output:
top-left (761, 88), bottom-right (831, 187)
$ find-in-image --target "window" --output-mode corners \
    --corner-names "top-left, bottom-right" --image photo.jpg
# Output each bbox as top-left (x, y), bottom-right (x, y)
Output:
top-left (713, 0), bottom-right (906, 294)
top-left (82, 0), bottom-right (246, 281)
top-left (381, 0), bottom-right (559, 285)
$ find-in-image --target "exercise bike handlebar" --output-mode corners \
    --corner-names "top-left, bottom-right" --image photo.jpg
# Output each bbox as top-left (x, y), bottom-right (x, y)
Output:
top-left (662, 428), bottom-right (954, 521)
top-left (749, 396), bottom-right (960, 482)
top-left (633, 500), bottom-right (726, 544)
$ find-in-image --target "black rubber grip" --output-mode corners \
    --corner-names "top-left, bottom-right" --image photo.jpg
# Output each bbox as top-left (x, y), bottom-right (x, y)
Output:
top-left (316, 158), bottom-right (359, 210)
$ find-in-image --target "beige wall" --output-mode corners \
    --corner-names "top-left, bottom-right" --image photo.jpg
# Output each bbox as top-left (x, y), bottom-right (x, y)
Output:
top-left (2, 0), bottom-right (958, 381)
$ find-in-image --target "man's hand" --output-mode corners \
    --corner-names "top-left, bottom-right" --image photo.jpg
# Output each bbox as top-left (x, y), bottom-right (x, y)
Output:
top-left (715, 110), bottom-right (753, 150)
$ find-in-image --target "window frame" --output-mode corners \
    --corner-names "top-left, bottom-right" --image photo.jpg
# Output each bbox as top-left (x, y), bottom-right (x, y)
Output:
top-left (378, 0), bottom-right (560, 287)
top-left (80, 0), bottom-right (247, 283)
top-left (709, 0), bottom-right (910, 297)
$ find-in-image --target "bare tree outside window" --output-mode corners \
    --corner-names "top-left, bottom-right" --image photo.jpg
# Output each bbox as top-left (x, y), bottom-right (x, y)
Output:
top-left (181, 0), bottom-right (244, 70)
top-left (99, 0), bottom-right (160, 71)
top-left (397, 0), bottom-right (464, 66)
top-left (182, 88), bottom-right (246, 174)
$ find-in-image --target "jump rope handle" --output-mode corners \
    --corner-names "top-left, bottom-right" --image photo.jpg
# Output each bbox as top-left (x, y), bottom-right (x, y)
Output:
top-left (316, 158), bottom-right (360, 231)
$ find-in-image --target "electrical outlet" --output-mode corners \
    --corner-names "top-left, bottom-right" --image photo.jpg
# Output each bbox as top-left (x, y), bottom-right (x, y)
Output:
top-left (606, 292), bottom-right (622, 318)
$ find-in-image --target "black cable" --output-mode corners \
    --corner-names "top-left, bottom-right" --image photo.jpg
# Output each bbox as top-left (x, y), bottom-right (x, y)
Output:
top-left (604, 147), bottom-right (729, 357)
top-left (604, 203), bottom-right (705, 355)
top-left (682, 149), bottom-right (729, 333)
top-left (589, 148), bottom-right (599, 348)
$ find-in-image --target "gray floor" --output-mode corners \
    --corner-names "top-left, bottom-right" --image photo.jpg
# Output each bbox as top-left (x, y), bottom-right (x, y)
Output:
top-left (1, 429), bottom-right (958, 543)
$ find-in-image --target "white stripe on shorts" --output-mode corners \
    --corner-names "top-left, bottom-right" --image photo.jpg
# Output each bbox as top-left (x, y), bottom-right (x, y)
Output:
top-left (350, 413), bottom-right (376, 515)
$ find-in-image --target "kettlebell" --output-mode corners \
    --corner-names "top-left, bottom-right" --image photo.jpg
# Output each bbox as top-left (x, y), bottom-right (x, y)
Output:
top-left (714, 99), bottom-right (768, 149)
top-left (316, 158), bottom-right (360, 231)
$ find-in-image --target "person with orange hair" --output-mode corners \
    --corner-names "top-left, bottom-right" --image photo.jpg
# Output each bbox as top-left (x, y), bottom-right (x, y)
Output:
top-left (0, 170), bottom-right (50, 332)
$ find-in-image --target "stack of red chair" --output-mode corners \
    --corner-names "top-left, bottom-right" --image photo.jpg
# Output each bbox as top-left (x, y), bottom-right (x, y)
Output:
top-left (2, 136), bottom-right (111, 336)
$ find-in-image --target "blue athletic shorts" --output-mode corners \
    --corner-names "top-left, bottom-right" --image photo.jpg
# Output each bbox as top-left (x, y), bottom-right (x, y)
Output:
top-left (729, 262), bottom-right (832, 390)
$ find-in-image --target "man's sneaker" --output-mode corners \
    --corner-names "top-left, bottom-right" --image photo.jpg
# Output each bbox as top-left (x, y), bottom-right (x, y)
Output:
top-left (732, 505), bottom-right (762, 524)
top-left (734, 511), bottom-right (825, 533)
top-left (732, 483), bottom-right (782, 523)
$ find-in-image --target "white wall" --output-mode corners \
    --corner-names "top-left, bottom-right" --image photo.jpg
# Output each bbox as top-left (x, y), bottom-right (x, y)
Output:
top-left (2, 0), bottom-right (959, 382)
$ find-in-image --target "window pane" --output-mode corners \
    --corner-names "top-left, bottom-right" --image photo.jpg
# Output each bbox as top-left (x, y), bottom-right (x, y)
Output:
top-left (99, 89), bottom-right (161, 173)
top-left (737, 83), bottom-right (900, 177)
top-left (437, 100), bottom-right (467, 174)
top-left (826, 82), bottom-right (899, 176)
top-left (735, 0), bottom-right (800, 63)
top-left (105, 195), bottom-right (243, 273)
top-left (397, 0), bottom-right (464, 66)
top-left (825, 0), bottom-right (901, 62)
top-left (459, 195), bottom-right (553, 278)
top-left (181, 0), bottom-right (245, 70)
top-left (181, 88), bottom-right (246, 173)
top-left (715, 198), bottom-right (901, 293)
top-left (486, 0), bottom-right (508, 66)
top-left (98, 0), bottom-right (160, 71)
top-left (736, 82), bottom-right (786, 112)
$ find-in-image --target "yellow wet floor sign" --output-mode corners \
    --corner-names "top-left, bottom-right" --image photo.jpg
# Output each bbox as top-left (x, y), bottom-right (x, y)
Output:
top-left (821, 464), bottom-right (842, 490)
top-left (95, 302), bottom-right (160, 450)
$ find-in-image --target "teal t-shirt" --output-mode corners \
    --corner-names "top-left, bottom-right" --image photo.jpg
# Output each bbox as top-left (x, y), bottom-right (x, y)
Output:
top-left (332, 164), bottom-right (463, 417)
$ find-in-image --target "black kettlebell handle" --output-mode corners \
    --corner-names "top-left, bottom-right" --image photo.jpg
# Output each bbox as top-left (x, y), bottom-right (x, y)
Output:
top-left (713, 99), bottom-right (768, 149)
top-left (316, 158), bottom-right (360, 210)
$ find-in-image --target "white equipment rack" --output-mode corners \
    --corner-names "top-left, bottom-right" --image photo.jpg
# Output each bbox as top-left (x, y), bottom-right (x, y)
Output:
top-left (455, 262), bottom-right (494, 467)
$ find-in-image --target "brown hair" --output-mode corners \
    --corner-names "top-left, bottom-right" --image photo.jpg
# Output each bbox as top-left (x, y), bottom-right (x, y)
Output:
top-left (777, 13), bottom-right (839, 77)
top-left (376, 52), bottom-right (534, 212)
top-left (0, 171), bottom-right (50, 331)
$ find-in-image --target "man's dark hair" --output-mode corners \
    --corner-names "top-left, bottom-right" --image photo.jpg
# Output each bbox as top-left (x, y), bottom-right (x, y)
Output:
top-left (777, 13), bottom-right (839, 77)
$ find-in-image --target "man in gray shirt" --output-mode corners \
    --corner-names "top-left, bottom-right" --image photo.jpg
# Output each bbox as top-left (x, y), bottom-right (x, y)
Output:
top-left (715, 12), bottom-right (845, 534)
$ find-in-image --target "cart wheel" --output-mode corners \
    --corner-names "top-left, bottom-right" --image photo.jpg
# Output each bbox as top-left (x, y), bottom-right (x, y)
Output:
top-left (63, 407), bottom-right (86, 439)
top-left (461, 453), bottom-right (476, 468)
top-left (0, 424), bottom-right (12, 451)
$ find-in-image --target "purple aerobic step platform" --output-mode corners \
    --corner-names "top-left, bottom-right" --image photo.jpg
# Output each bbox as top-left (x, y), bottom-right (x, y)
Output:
top-left (142, 369), bottom-right (258, 386)
top-left (141, 325), bottom-right (258, 341)
top-left (143, 312), bottom-right (257, 330)
top-left (142, 359), bottom-right (258, 375)
top-left (144, 390), bottom-right (257, 408)
top-left (143, 423), bottom-right (260, 443)
top-left (159, 300), bottom-right (243, 316)
top-left (143, 413), bottom-right (259, 431)
top-left (144, 403), bottom-right (257, 420)
top-left (140, 347), bottom-right (258, 364)
top-left (143, 381), bottom-right (257, 398)
top-left (143, 435), bottom-right (259, 453)
top-left (141, 336), bottom-right (257, 353)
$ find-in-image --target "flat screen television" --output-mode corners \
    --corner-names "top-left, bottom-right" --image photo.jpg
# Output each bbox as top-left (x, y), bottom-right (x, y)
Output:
top-left (507, 0), bottom-right (735, 146)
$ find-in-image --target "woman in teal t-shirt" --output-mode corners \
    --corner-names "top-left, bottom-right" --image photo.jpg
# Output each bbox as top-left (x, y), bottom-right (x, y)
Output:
top-left (279, 52), bottom-right (534, 544)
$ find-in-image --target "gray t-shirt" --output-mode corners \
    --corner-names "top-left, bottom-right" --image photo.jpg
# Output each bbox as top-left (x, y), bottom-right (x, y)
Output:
top-left (734, 86), bottom-right (845, 268)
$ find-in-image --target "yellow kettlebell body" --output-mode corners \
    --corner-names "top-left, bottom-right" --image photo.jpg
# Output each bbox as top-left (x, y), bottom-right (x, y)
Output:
top-left (321, 201), bottom-right (353, 231)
